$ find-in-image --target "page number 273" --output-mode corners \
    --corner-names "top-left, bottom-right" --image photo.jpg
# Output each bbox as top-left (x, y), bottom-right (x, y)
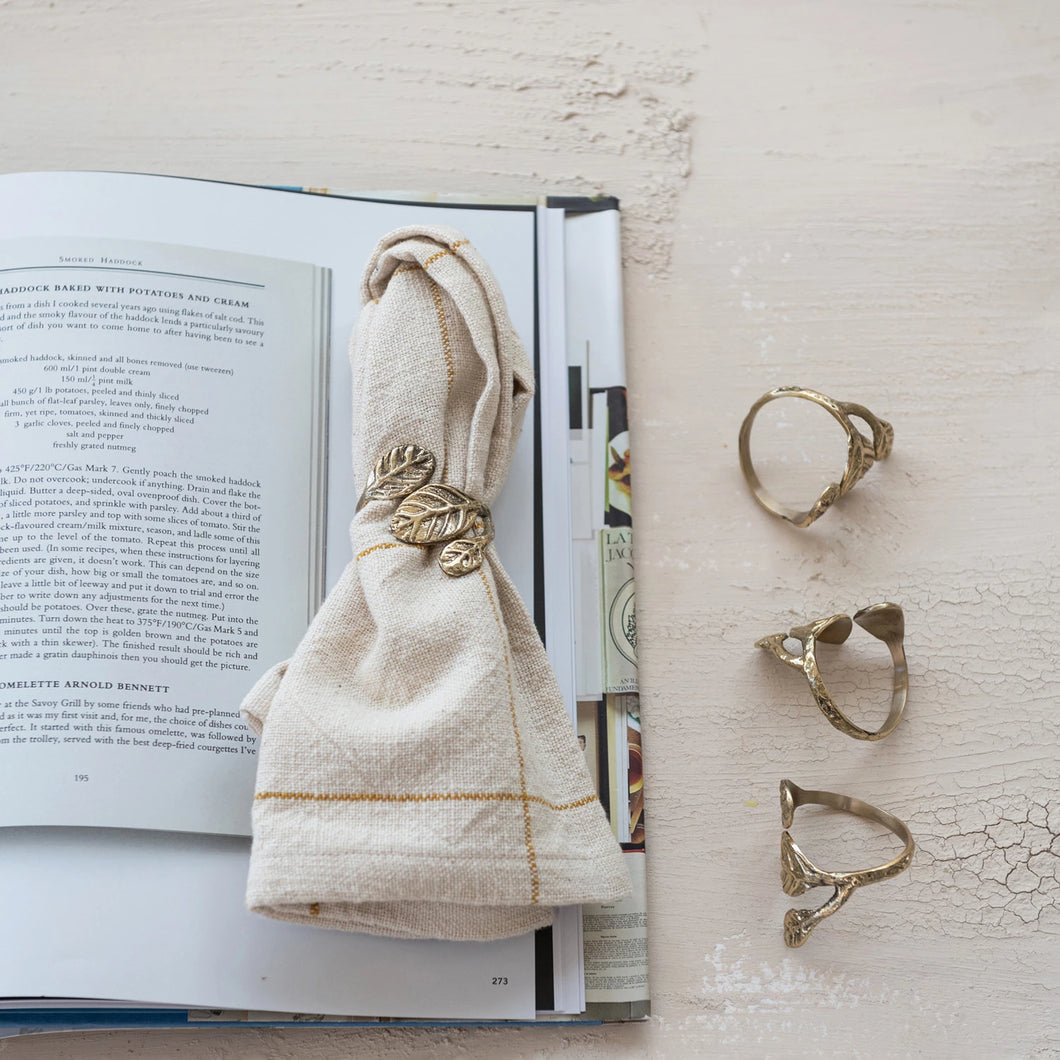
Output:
top-left (491, 977), bottom-right (509, 986)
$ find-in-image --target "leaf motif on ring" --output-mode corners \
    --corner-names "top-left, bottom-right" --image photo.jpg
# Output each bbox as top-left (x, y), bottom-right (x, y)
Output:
top-left (359, 444), bottom-right (436, 509)
top-left (783, 907), bottom-right (817, 948)
top-left (438, 538), bottom-right (484, 577)
top-left (780, 832), bottom-right (816, 896)
top-left (390, 483), bottom-right (481, 545)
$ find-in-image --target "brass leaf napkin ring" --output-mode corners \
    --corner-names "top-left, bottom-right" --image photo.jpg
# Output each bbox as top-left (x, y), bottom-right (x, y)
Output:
top-left (756, 602), bottom-right (908, 741)
top-left (779, 779), bottom-right (915, 947)
top-left (739, 386), bottom-right (893, 527)
top-left (357, 443), bottom-right (495, 577)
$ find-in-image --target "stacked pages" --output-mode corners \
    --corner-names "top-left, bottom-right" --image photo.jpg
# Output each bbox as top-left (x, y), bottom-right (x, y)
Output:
top-left (0, 172), bottom-right (647, 1035)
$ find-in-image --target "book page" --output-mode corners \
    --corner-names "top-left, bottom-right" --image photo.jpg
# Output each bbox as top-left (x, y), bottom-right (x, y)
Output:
top-left (0, 174), bottom-right (546, 1021)
top-left (566, 210), bottom-right (650, 1018)
top-left (0, 172), bottom-right (537, 601)
top-left (0, 237), bottom-right (328, 835)
top-left (0, 827), bottom-right (535, 1020)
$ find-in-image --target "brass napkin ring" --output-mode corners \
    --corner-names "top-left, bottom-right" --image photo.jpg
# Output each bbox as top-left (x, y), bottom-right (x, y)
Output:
top-left (780, 779), bottom-right (914, 947)
top-left (738, 386), bottom-right (893, 527)
top-left (357, 444), bottom-right (494, 577)
top-left (756, 602), bottom-right (908, 741)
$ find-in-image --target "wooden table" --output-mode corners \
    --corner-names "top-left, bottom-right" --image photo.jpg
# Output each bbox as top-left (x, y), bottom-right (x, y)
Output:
top-left (2, 1), bottom-right (1057, 1055)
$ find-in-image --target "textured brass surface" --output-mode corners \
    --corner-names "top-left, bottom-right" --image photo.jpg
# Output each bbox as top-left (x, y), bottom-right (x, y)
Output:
top-left (439, 538), bottom-right (485, 576)
top-left (360, 445), bottom-right (492, 577)
top-left (356, 443), bottom-right (436, 512)
top-left (738, 386), bottom-right (894, 527)
top-left (390, 482), bottom-right (482, 545)
top-left (779, 779), bottom-right (914, 947)
top-left (756, 602), bottom-right (908, 741)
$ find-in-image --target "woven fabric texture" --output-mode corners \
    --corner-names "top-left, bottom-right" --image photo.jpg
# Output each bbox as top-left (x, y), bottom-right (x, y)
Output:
top-left (241, 226), bottom-right (630, 940)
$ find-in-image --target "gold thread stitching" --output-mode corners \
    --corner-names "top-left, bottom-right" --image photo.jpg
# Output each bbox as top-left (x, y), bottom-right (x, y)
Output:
top-left (355, 541), bottom-right (427, 562)
top-left (427, 279), bottom-right (455, 396)
top-left (423, 248), bottom-right (451, 268)
top-left (254, 790), bottom-right (598, 812)
top-left (388, 244), bottom-right (463, 282)
top-left (427, 277), bottom-right (454, 485)
top-left (479, 569), bottom-right (540, 904)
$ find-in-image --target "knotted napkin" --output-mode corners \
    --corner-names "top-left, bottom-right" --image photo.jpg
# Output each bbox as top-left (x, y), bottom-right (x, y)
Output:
top-left (241, 225), bottom-right (630, 940)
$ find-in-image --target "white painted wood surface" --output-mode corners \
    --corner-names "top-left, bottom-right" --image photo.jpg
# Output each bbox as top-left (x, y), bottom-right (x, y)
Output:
top-left (1, 0), bottom-right (1057, 1055)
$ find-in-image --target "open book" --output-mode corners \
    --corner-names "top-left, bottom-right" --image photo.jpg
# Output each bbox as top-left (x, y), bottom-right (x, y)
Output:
top-left (0, 172), bottom-right (647, 1032)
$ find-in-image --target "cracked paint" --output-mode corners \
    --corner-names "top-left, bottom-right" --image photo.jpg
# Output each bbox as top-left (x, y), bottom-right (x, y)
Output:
top-left (910, 791), bottom-right (1060, 936)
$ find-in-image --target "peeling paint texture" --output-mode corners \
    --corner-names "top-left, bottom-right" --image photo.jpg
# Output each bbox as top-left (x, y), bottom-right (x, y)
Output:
top-left (2, 0), bottom-right (1059, 1056)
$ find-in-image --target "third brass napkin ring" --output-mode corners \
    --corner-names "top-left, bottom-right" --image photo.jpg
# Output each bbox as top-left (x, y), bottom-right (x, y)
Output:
top-left (738, 386), bottom-right (893, 527)
top-left (357, 443), bottom-right (495, 577)
top-left (756, 602), bottom-right (908, 741)
top-left (780, 779), bottom-right (915, 947)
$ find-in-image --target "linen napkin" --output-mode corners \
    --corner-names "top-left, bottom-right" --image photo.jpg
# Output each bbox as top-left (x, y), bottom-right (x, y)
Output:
top-left (241, 225), bottom-right (631, 940)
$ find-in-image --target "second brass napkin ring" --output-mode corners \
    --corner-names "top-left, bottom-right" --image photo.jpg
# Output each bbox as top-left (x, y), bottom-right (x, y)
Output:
top-left (756, 602), bottom-right (908, 741)
top-left (357, 443), bottom-right (495, 577)
top-left (739, 386), bottom-right (893, 527)
top-left (780, 779), bottom-right (915, 947)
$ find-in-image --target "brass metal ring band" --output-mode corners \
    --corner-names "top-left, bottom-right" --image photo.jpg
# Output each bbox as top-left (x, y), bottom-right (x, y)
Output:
top-left (738, 386), bottom-right (893, 527)
top-left (780, 779), bottom-right (915, 947)
top-left (756, 602), bottom-right (908, 741)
